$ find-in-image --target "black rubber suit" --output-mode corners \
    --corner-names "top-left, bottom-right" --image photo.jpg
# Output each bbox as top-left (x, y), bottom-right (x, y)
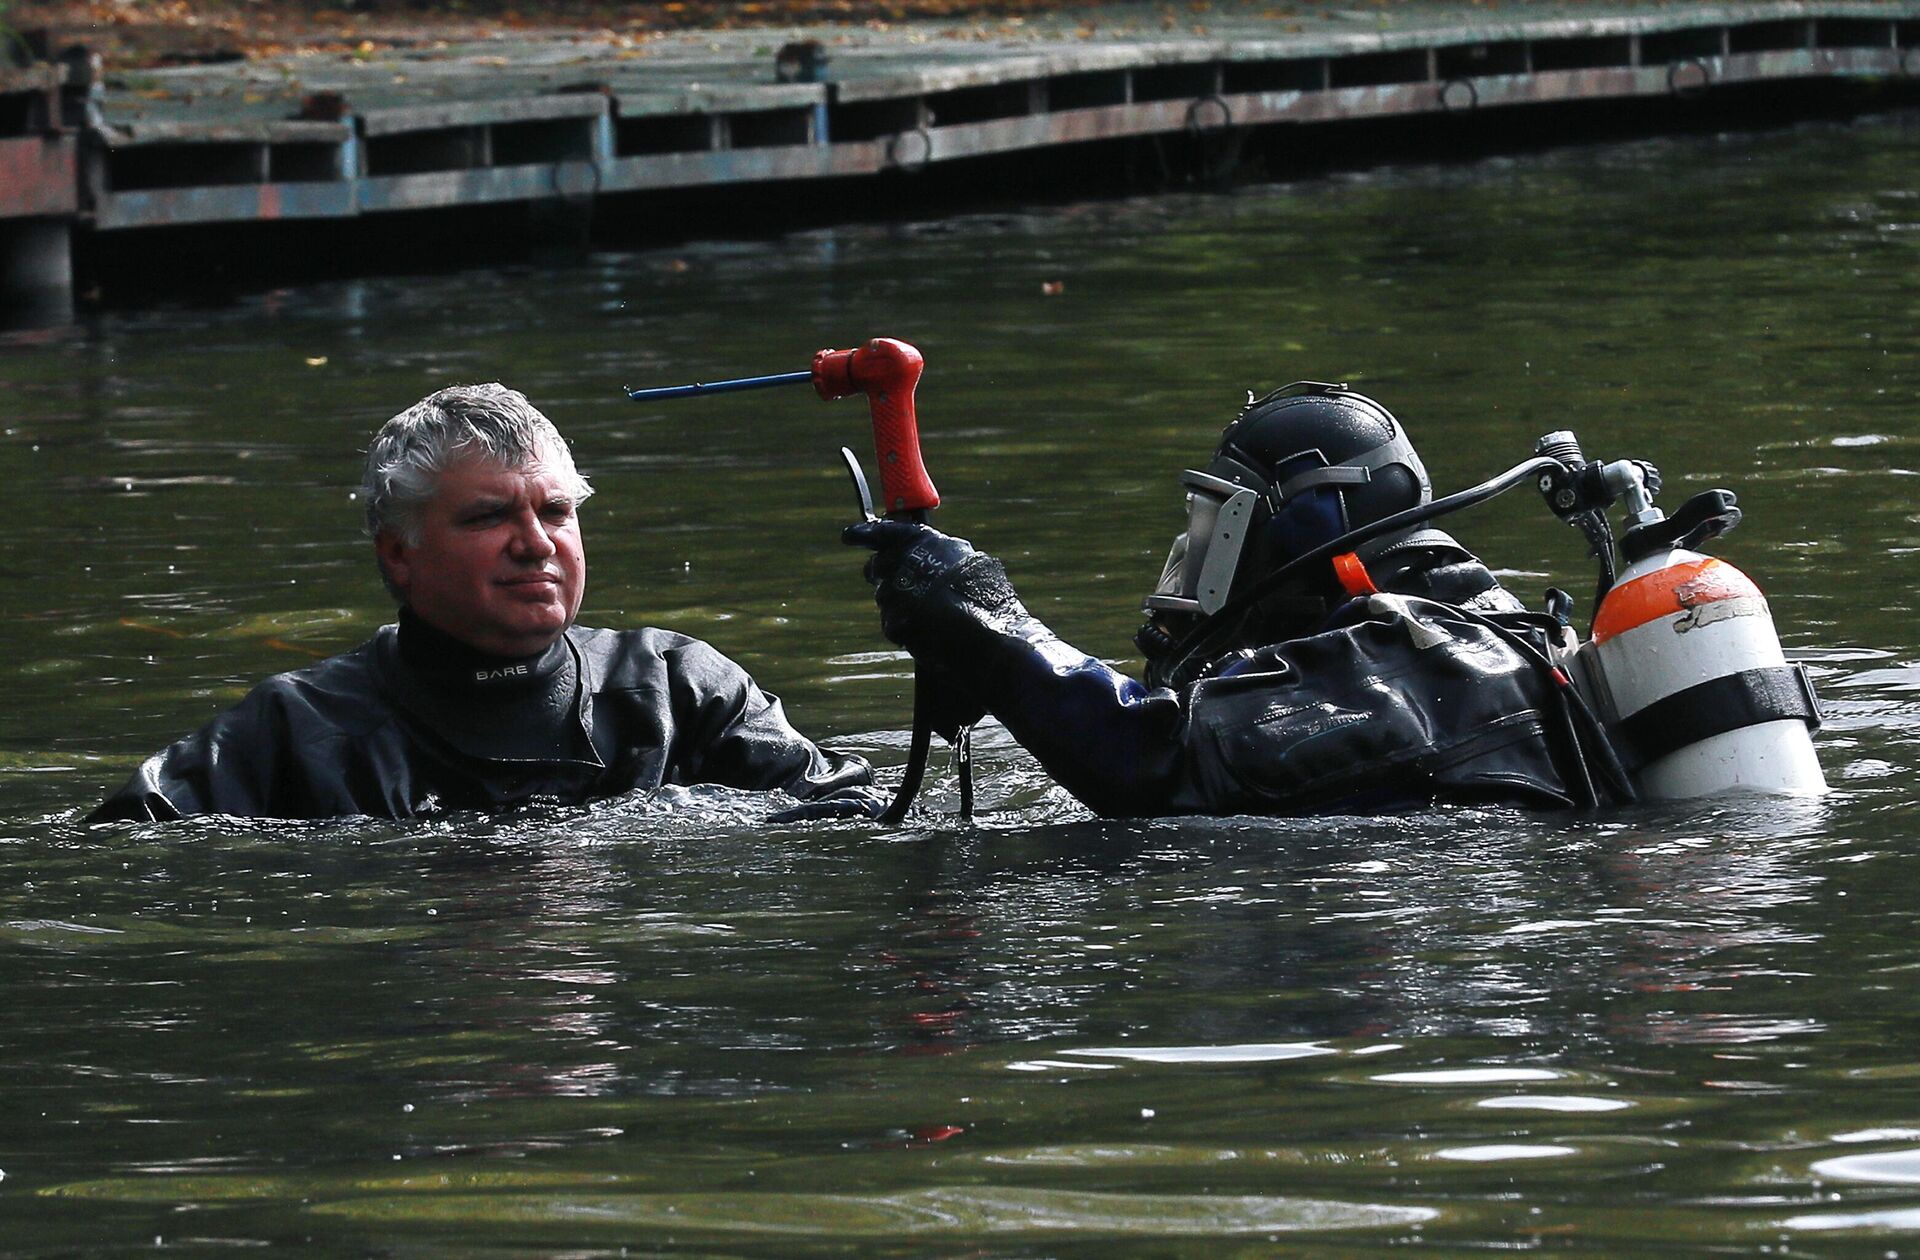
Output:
top-left (91, 611), bottom-right (876, 821)
top-left (851, 523), bottom-right (1594, 818)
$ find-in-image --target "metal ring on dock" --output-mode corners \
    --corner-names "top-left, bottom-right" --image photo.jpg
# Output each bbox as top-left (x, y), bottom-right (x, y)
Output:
top-left (550, 158), bottom-right (602, 205)
top-left (1439, 78), bottom-right (1480, 112)
top-left (1667, 57), bottom-right (1712, 97)
top-left (888, 127), bottom-right (933, 173)
top-left (1185, 95), bottom-right (1233, 136)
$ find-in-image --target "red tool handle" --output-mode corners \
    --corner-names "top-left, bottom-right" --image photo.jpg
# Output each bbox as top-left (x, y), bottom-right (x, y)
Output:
top-left (812, 338), bottom-right (940, 518)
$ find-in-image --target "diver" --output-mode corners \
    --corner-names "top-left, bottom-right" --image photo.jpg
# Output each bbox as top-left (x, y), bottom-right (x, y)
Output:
top-left (92, 383), bottom-right (881, 822)
top-left (846, 381), bottom-right (1625, 817)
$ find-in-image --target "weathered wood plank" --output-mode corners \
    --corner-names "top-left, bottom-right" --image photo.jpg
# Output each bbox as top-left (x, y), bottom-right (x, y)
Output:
top-left (100, 120), bottom-right (353, 147)
top-left (358, 93), bottom-right (609, 135)
top-left (93, 181), bottom-right (356, 228)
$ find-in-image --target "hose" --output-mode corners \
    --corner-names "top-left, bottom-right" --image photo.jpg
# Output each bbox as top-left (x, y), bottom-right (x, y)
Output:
top-left (1160, 455), bottom-right (1571, 688)
top-left (879, 675), bottom-right (975, 825)
top-left (1443, 603), bottom-right (1639, 806)
top-left (880, 680), bottom-right (936, 825)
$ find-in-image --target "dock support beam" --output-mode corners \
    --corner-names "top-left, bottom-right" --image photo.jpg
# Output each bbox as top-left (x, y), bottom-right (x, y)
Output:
top-left (1, 217), bottom-right (74, 329)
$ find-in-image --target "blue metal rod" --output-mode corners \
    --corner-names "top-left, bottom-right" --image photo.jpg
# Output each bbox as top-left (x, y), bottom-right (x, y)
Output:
top-left (625, 370), bottom-right (812, 402)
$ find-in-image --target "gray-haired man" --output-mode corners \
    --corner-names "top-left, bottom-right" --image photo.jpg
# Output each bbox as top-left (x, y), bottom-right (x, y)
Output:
top-left (92, 384), bottom-right (878, 821)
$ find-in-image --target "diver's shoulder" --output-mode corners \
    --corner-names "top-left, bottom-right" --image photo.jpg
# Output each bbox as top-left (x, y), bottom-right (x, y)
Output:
top-left (567, 623), bottom-right (726, 657)
top-left (567, 623), bottom-right (689, 656)
top-left (566, 624), bottom-right (749, 687)
top-left (1366, 528), bottom-right (1519, 611)
top-left (237, 629), bottom-right (398, 731)
top-left (256, 626), bottom-right (388, 685)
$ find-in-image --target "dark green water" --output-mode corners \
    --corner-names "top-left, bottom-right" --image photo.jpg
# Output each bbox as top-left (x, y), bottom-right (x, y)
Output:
top-left (4, 113), bottom-right (1919, 1256)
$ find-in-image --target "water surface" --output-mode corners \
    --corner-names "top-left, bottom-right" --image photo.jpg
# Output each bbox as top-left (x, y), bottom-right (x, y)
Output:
top-left (3, 114), bottom-right (1919, 1255)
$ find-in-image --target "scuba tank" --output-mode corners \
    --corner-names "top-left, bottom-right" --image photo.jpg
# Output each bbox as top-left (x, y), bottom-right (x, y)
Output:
top-left (1582, 547), bottom-right (1824, 798)
top-left (1572, 507), bottom-right (1824, 800)
top-left (1535, 434), bottom-right (1826, 800)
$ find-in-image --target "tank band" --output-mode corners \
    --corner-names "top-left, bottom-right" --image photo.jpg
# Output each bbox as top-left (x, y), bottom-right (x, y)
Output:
top-left (1616, 664), bottom-right (1822, 769)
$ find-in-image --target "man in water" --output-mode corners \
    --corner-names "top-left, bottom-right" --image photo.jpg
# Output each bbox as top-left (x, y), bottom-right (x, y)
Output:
top-left (847, 381), bottom-right (1621, 817)
top-left (93, 384), bottom-right (877, 821)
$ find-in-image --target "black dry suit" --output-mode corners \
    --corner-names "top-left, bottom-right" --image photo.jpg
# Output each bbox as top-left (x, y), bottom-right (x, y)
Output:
top-left (855, 523), bottom-right (1603, 818)
top-left (91, 611), bottom-right (876, 821)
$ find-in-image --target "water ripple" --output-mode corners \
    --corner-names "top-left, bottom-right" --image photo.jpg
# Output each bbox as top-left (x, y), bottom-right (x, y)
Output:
top-left (1809, 1148), bottom-right (1920, 1186)
top-left (306, 1186), bottom-right (1442, 1237)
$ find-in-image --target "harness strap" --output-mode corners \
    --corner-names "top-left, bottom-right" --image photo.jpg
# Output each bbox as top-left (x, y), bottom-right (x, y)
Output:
top-left (1269, 428), bottom-right (1424, 507)
top-left (1615, 664), bottom-right (1822, 770)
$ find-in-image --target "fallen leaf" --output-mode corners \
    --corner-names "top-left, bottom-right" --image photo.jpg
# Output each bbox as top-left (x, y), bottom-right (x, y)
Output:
top-left (264, 636), bottom-right (328, 658)
top-left (119, 617), bottom-right (186, 639)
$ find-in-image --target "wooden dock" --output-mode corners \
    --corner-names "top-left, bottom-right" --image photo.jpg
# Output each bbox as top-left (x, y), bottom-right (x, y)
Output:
top-left (5, 0), bottom-right (1920, 315)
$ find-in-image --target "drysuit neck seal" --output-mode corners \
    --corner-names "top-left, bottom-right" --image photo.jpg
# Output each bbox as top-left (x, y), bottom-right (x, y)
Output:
top-left (397, 609), bottom-right (571, 695)
top-left (392, 611), bottom-right (593, 765)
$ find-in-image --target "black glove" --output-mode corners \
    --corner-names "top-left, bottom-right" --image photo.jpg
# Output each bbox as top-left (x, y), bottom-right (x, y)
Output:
top-left (912, 665), bottom-right (988, 742)
top-left (842, 519), bottom-right (1018, 649)
top-left (768, 784), bottom-right (890, 824)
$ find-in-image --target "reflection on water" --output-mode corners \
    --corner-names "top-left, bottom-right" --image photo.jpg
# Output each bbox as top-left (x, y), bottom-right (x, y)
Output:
top-left (4, 113), bottom-right (1920, 1253)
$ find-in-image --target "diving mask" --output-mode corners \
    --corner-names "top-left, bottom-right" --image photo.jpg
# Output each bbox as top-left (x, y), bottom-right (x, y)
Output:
top-left (1143, 469), bottom-right (1261, 618)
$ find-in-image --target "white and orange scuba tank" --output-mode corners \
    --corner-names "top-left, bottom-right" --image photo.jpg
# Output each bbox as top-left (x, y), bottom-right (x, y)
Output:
top-left (1579, 547), bottom-right (1825, 798)
top-left (1542, 452), bottom-right (1826, 801)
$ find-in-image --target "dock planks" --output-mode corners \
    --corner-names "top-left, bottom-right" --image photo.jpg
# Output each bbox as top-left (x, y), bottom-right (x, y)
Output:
top-left (6, 2), bottom-right (1920, 246)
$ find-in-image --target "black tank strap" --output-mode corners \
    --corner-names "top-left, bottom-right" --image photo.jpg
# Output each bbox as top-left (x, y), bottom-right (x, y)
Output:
top-left (1615, 665), bottom-right (1822, 770)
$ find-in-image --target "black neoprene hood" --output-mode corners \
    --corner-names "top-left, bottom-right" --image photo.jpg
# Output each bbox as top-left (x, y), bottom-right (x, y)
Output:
top-left (1211, 383), bottom-right (1433, 533)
